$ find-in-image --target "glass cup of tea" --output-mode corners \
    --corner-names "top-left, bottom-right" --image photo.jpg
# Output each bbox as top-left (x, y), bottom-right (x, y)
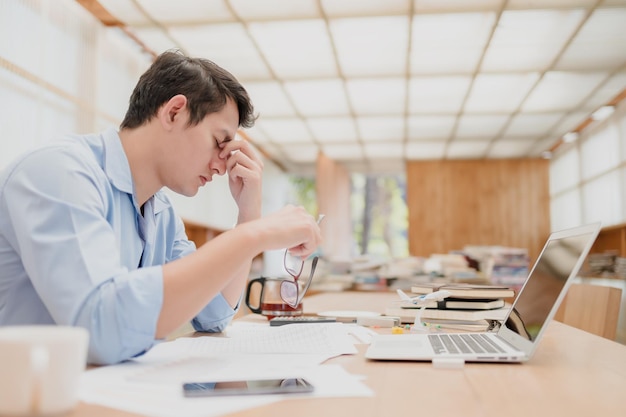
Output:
top-left (245, 277), bottom-right (303, 319)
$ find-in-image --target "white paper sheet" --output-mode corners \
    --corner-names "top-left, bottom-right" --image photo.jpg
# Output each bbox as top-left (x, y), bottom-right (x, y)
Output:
top-left (127, 354), bottom-right (332, 384)
top-left (79, 323), bottom-right (373, 417)
top-left (156, 322), bottom-right (359, 358)
top-left (80, 362), bottom-right (373, 417)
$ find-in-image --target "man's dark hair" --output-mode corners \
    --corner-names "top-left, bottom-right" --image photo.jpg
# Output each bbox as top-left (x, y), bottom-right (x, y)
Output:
top-left (120, 50), bottom-right (256, 129)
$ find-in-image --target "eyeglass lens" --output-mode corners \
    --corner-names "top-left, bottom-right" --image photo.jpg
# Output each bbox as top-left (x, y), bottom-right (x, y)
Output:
top-left (284, 252), bottom-right (304, 278)
top-left (280, 214), bottom-right (324, 308)
top-left (280, 257), bottom-right (318, 308)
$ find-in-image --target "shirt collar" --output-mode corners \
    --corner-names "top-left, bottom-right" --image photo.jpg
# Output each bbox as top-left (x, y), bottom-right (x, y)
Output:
top-left (102, 128), bottom-right (133, 195)
top-left (101, 128), bottom-right (170, 215)
top-left (152, 193), bottom-right (170, 214)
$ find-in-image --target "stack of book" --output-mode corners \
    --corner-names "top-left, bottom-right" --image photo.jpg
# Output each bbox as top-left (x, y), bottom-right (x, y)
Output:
top-left (586, 251), bottom-right (617, 277)
top-left (615, 257), bottom-right (626, 279)
top-left (385, 283), bottom-right (515, 331)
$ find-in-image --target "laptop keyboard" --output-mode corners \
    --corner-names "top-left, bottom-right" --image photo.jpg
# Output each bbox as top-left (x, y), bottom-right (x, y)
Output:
top-left (428, 333), bottom-right (506, 355)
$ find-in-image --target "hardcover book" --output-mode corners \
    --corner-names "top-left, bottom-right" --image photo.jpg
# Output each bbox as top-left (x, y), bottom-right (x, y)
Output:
top-left (385, 305), bottom-right (509, 323)
top-left (399, 298), bottom-right (505, 310)
top-left (410, 283), bottom-right (515, 299)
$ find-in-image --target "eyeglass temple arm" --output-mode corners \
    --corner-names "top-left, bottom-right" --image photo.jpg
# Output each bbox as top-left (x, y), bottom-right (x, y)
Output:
top-left (308, 257), bottom-right (319, 279)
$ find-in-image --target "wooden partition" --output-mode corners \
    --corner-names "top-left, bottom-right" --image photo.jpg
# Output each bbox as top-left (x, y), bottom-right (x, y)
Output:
top-left (316, 152), bottom-right (352, 260)
top-left (554, 283), bottom-right (622, 340)
top-left (590, 223), bottom-right (626, 256)
top-left (182, 219), bottom-right (224, 247)
top-left (406, 159), bottom-right (550, 262)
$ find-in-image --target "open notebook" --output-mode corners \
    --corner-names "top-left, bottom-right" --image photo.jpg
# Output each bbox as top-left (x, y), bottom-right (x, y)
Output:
top-left (365, 222), bottom-right (601, 363)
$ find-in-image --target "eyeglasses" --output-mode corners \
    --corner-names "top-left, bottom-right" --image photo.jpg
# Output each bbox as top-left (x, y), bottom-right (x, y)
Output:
top-left (279, 214), bottom-right (324, 308)
top-left (280, 253), bottom-right (319, 308)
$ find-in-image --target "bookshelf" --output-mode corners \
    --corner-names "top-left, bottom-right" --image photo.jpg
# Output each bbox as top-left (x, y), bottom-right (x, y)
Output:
top-left (578, 223), bottom-right (626, 345)
top-left (581, 222), bottom-right (626, 280)
top-left (589, 222), bottom-right (626, 257)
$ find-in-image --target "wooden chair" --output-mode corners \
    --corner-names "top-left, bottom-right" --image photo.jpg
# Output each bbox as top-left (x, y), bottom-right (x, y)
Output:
top-left (554, 283), bottom-right (622, 340)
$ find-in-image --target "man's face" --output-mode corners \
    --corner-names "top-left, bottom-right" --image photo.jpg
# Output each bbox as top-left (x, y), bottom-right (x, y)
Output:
top-left (165, 98), bottom-right (239, 197)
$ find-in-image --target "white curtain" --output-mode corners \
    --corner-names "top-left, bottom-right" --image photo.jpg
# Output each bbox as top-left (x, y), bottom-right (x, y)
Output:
top-left (550, 100), bottom-right (626, 230)
top-left (0, 0), bottom-right (149, 170)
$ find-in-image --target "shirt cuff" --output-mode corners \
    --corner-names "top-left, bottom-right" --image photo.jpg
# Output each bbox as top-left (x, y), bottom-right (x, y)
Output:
top-left (191, 293), bottom-right (238, 333)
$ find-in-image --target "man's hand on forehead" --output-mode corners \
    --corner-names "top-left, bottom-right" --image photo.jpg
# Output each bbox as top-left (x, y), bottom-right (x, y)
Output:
top-left (220, 136), bottom-right (260, 163)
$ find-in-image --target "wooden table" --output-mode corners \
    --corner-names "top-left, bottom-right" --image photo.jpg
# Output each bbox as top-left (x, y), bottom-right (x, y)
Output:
top-left (73, 291), bottom-right (626, 417)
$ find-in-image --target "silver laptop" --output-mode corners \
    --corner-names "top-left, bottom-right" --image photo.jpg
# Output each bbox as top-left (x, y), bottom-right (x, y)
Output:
top-left (366, 222), bottom-right (601, 363)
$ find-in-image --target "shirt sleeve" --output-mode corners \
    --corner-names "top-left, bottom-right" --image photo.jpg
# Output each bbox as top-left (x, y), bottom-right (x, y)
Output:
top-left (4, 148), bottom-right (162, 365)
top-left (191, 293), bottom-right (240, 333)
top-left (168, 215), bottom-right (239, 333)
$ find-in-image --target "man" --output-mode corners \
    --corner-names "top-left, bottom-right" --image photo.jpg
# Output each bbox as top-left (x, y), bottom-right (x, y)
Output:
top-left (0, 50), bottom-right (322, 365)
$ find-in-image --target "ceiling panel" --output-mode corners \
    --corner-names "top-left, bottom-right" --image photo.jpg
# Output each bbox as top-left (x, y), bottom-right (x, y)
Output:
top-left (405, 141), bottom-right (446, 160)
top-left (347, 78), bottom-right (407, 115)
top-left (407, 116), bottom-right (456, 140)
top-left (555, 8), bottom-right (626, 71)
top-left (322, 0), bottom-right (410, 17)
top-left (410, 12), bottom-right (495, 74)
top-left (503, 113), bottom-right (564, 137)
top-left (446, 141), bottom-right (491, 159)
top-left (582, 72), bottom-right (626, 111)
top-left (307, 117), bottom-right (358, 143)
top-left (322, 143), bottom-right (365, 160)
top-left (507, 0), bottom-right (597, 8)
top-left (242, 126), bottom-right (269, 144)
top-left (330, 16), bottom-right (408, 77)
top-left (522, 71), bottom-right (609, 112)
top-left (280, 143), bottom-right (320, 163)
top-left (455, 115), bottom-right (510, 139)
top-left (244, 81), bottom-right (295, 117)
top-left (98, 0), bottom-right (151, 25)
top-left (551, 111), bottom-right (592, 138)
top-left (414, 0), bottom-right (503, 13)
top-left (169, 24), bottom-right (271, 80)
top-left (357, 117), bottom-right (405, 142)
top-left (91, 0), bottom-right (626, 173)
top-left (284, 79), bottom-right (350, 116)
top-left (248, 19), bottom-right (336, 79)
top-left (230, 0), bottom-right (320, 20)
top-left (136, 0), bottom-right (234, 24)
top-left (488, 139), bottom-right (535, 158)
top-left (528, 135), bottom-right (560, 157)
top-left (363, 142), bottom-right (405, 159)
top-left (409, 76), bottom-right (472, 114)
top-left (256, 118), bottom-right (312, 144)
top-left (464, 73), bottom-right (539, 113)
top-left (133, 27), bottom-right (178, 54)
top-left (481, 9), bottom-right (585, 72)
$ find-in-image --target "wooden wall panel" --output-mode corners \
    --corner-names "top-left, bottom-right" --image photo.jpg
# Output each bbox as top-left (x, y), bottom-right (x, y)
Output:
top-left (406, 159), bottom-right (550, 262)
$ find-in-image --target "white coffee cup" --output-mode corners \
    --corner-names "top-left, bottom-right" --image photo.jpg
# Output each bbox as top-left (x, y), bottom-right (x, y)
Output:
top-left (0, 325), bottom-right (89, 416)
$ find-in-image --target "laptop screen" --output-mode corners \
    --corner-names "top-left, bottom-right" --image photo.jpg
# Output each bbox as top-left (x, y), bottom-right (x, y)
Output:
top-left (505, 230), bottom-right (597, 341)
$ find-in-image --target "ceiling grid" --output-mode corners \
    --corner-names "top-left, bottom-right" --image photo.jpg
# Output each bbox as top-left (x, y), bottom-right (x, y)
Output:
top-left (80, 0), bottom-right (626, 173)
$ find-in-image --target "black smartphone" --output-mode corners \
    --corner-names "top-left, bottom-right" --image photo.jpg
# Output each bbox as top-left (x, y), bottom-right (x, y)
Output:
top-left (182, 378), bottom-right (314, 397)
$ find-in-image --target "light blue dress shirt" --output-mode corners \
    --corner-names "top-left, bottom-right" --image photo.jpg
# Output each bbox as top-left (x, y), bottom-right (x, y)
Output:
top-left (0, 128), bottom-right (237, 364)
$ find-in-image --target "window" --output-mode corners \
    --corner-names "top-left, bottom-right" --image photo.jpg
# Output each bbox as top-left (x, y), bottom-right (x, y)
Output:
top-left (351, 173), bottom-right (408, 258)
top-left (288, 173), bottom-right (408, 259)
top-left (550, 101), bottom-right (626, 230)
